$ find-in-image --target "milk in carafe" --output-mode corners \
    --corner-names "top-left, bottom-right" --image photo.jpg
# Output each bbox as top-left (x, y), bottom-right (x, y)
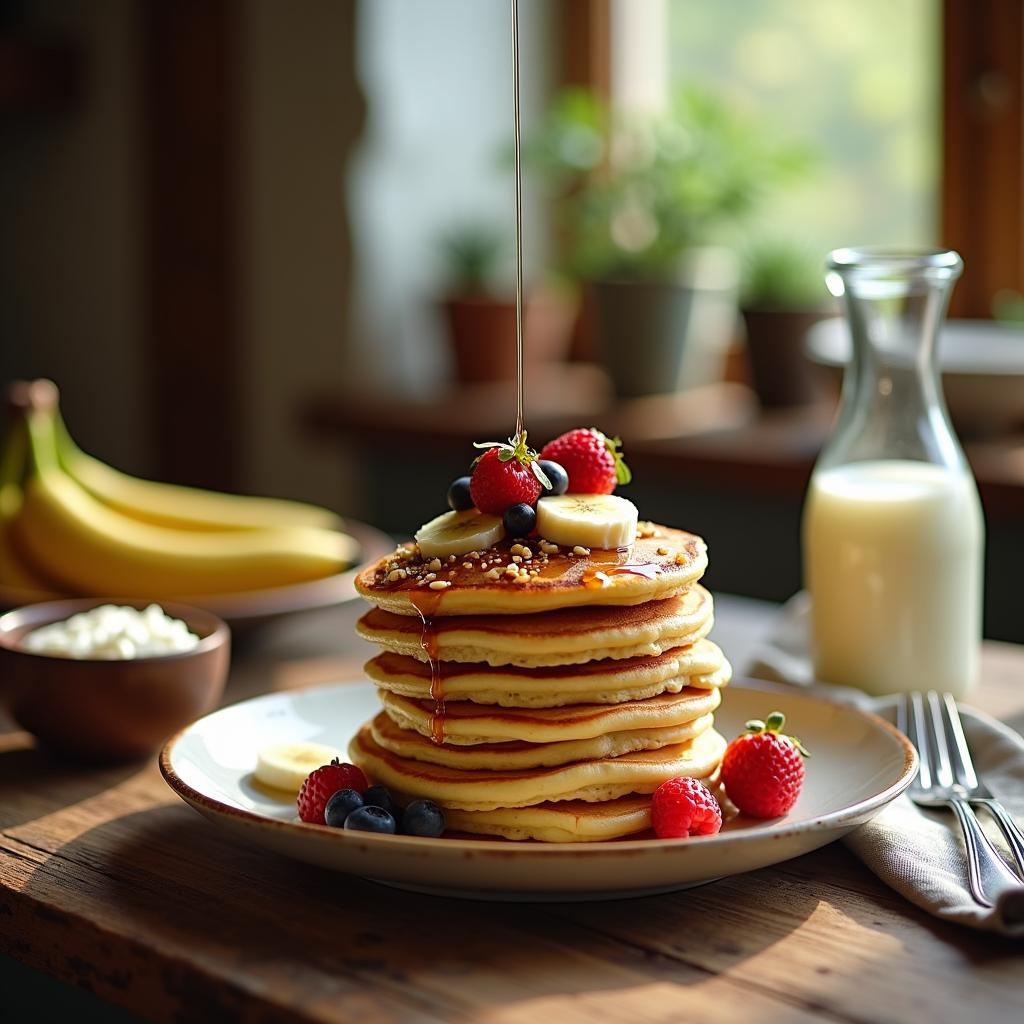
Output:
top-left (803, 459), bottom-right (982, 697)
top-left (802, 248), bottom-right (984, 697)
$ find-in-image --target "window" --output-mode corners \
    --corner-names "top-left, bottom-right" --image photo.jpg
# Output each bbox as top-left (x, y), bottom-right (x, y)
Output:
top-left (611, 0), bottom-right (940, 258)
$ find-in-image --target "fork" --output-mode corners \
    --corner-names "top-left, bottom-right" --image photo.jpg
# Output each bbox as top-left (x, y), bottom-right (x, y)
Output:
top-left (899, 691), bottom-right (1023, 907)
top-left (932, 691), bottom-right (1024, 882)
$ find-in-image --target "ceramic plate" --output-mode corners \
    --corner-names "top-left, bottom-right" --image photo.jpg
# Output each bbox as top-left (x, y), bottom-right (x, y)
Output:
top-left (0, 519), bottom-right (393, 632)
top-left (161, 679), bottom-right (915, 900)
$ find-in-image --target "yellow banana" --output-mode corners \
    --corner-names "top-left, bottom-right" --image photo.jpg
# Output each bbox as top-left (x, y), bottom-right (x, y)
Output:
top-left (0, 496), bottom-right (63, 597)
top-left (0, 421), bottom-right (62, 597)
top-left (54, 409), bottom-right (342, 533)
top-left (15, 411), bottom-right (358, 598)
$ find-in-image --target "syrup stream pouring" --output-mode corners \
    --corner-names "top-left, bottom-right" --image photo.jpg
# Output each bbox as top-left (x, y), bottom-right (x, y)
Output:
top-left (510, 0), bottom-right (524, 439)
top-left (416, 1), bottom-right (526, 746)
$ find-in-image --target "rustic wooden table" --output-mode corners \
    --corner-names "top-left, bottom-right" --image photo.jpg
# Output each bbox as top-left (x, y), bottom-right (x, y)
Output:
top-left (2, 595), bottom-right (1023, 1023)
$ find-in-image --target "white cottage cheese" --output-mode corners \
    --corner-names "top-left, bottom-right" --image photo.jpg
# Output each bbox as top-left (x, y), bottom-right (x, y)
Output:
top-left (24, 604), bottom-right (201, 659)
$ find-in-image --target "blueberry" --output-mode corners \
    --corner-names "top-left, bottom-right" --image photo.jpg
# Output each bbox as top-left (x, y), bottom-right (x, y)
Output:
top-left (324, 788), bottom-right (363, 828)
top-left (401, 799), bottom-right (446, 838)
top-left (447, 476), bottom-right (474, 511)
top-left (503, 502), bottom-right (536, 537)
top-left (362, 785), bottom-right (398, 816)
top-left (538, 460), bottom-right (568, 496)
top-left (344, 805), bottom-right (397, 834)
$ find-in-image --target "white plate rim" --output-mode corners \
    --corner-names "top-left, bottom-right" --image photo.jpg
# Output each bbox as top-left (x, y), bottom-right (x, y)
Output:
top-left (159, 677), bottom-right (918, 860)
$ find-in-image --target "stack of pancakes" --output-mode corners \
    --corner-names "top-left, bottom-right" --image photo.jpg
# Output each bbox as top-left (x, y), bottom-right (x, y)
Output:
top-left (352, 523), bottom-right (731, 841)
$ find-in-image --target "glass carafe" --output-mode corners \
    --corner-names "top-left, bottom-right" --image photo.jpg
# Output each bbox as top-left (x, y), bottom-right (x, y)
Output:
top-left (801, 248), bottom-right (984, 697)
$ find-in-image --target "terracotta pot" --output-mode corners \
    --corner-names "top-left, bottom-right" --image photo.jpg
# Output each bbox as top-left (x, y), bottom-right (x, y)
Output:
top-left (741, 307), bottom-right (828, 407)
top-left (440, 289), bottom-right (577, 384)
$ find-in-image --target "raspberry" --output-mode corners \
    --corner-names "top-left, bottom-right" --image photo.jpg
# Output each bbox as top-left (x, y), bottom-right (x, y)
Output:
top-left (540, 428), bottom-right (630, 495)
top-left (297, 759), bottom-right (368, 825)
top-left (651, 776), bottom-right (723, 838)
top-left (470, 432), bottom-right (547, 515)
top-left (721, 711), bottom-right (808, 819)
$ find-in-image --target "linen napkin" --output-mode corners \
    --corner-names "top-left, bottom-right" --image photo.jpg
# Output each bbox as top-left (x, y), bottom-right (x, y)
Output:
top-left (748, 593), bottom-right (1024, 937)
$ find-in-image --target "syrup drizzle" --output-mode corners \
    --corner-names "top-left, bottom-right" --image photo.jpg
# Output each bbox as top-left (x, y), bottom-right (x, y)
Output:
top-left (409, 591), bottom-right (445, 744)
top-left (582, 563), bottom-right (664, 589)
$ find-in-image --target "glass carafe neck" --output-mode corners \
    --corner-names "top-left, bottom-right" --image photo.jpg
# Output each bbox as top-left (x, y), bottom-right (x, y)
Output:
top-left (820, 247), bottom-right (966, 473)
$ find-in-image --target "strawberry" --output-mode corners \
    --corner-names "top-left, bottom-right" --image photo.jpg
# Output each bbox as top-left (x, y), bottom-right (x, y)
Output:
top-left (470, 431), bottom-right (550, 515)
top-left (720, 711), bottom-right (809, 819)
top-left (540, 428), bottom-right (631, 495)
top-left (651, 776), bottom-right (723, 838)
top-left (297, 759), bottom-right (368, 825)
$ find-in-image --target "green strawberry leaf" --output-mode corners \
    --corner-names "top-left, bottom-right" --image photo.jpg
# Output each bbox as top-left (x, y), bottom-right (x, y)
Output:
top-left (602, 433), bottom-right (632, 486)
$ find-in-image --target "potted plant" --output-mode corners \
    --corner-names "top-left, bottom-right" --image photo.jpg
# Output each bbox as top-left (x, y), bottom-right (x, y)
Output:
top-left (437, 223), bottom-right (575, 385)
top-left (526, 87), bottom-right (811, 397)
top-left (740, 241), bottom-right (831, 407)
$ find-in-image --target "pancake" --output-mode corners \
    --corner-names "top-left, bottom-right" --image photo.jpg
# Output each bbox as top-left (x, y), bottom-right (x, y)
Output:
top-left (443, 771), bottom-right (728, 842)
top-left (689, 663), bottom-right (731, 690)
top-left (355, 524), bottom-right (707, 616)
top-left (348, 723), bottom-right (726, 811)
top-left (379, 686), bottom-right (721, 745)
top-left (446, 794), bottom-right (655, 842)
top-left (369, 708), bottom-right (716, 770)
top-left (357, 586), bottom-right (714, 667)
top-left (364, 638), bottom-right (729, 708)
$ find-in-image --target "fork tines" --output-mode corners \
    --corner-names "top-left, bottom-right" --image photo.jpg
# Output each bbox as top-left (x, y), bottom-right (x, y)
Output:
top-left (899, 690), bottom-right (975, 793)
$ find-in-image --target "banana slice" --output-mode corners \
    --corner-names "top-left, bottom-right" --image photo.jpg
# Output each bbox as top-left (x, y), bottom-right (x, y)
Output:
top-left (254, 741), bottom-right (342, 793)
top-left (414, 508), bottom-right (505, 559)
top-left (536, 493), bottom-right (638, 549)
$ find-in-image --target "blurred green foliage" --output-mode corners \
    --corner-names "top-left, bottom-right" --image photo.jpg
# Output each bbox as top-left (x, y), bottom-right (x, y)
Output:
top-left (741, 241), bottom-right (827, 309)
top-left (666, 0), bottom-right (938, 254)
top-left (438, 223), bottom-right (505, 294)
top-left (992, 290), bottom-right (1024, 326)
top-left (525, 86), bottom-right (813, 281)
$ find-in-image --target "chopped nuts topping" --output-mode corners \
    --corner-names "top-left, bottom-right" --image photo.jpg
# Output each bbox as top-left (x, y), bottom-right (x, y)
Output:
top-left (572, 546), bottom-right (591, 557)
top-left (485, 567), bottom-right (501, 580)
top-left (462, 562), bottom-right (473, 570)
top-left (428, 580), bottom-right (452, 590)
top-left (426, 557), bottom-right (442, 572)
top-left (539, 540), bottom-right (559, 554)
top-left (656, 547), bottom-right (670, 556)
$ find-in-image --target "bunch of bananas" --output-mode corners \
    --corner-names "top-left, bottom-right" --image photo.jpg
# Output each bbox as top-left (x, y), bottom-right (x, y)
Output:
top-left (0, 380), bottom-right (359, 600)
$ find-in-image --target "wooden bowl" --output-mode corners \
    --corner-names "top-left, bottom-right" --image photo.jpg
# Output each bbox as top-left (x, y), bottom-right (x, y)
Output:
top-left (0, 600), bottom-right (230, 762)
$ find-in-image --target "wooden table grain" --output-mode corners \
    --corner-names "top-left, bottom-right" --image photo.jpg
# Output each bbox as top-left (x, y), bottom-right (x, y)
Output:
top-left (2, 596), bottom-right (1023, 1024)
